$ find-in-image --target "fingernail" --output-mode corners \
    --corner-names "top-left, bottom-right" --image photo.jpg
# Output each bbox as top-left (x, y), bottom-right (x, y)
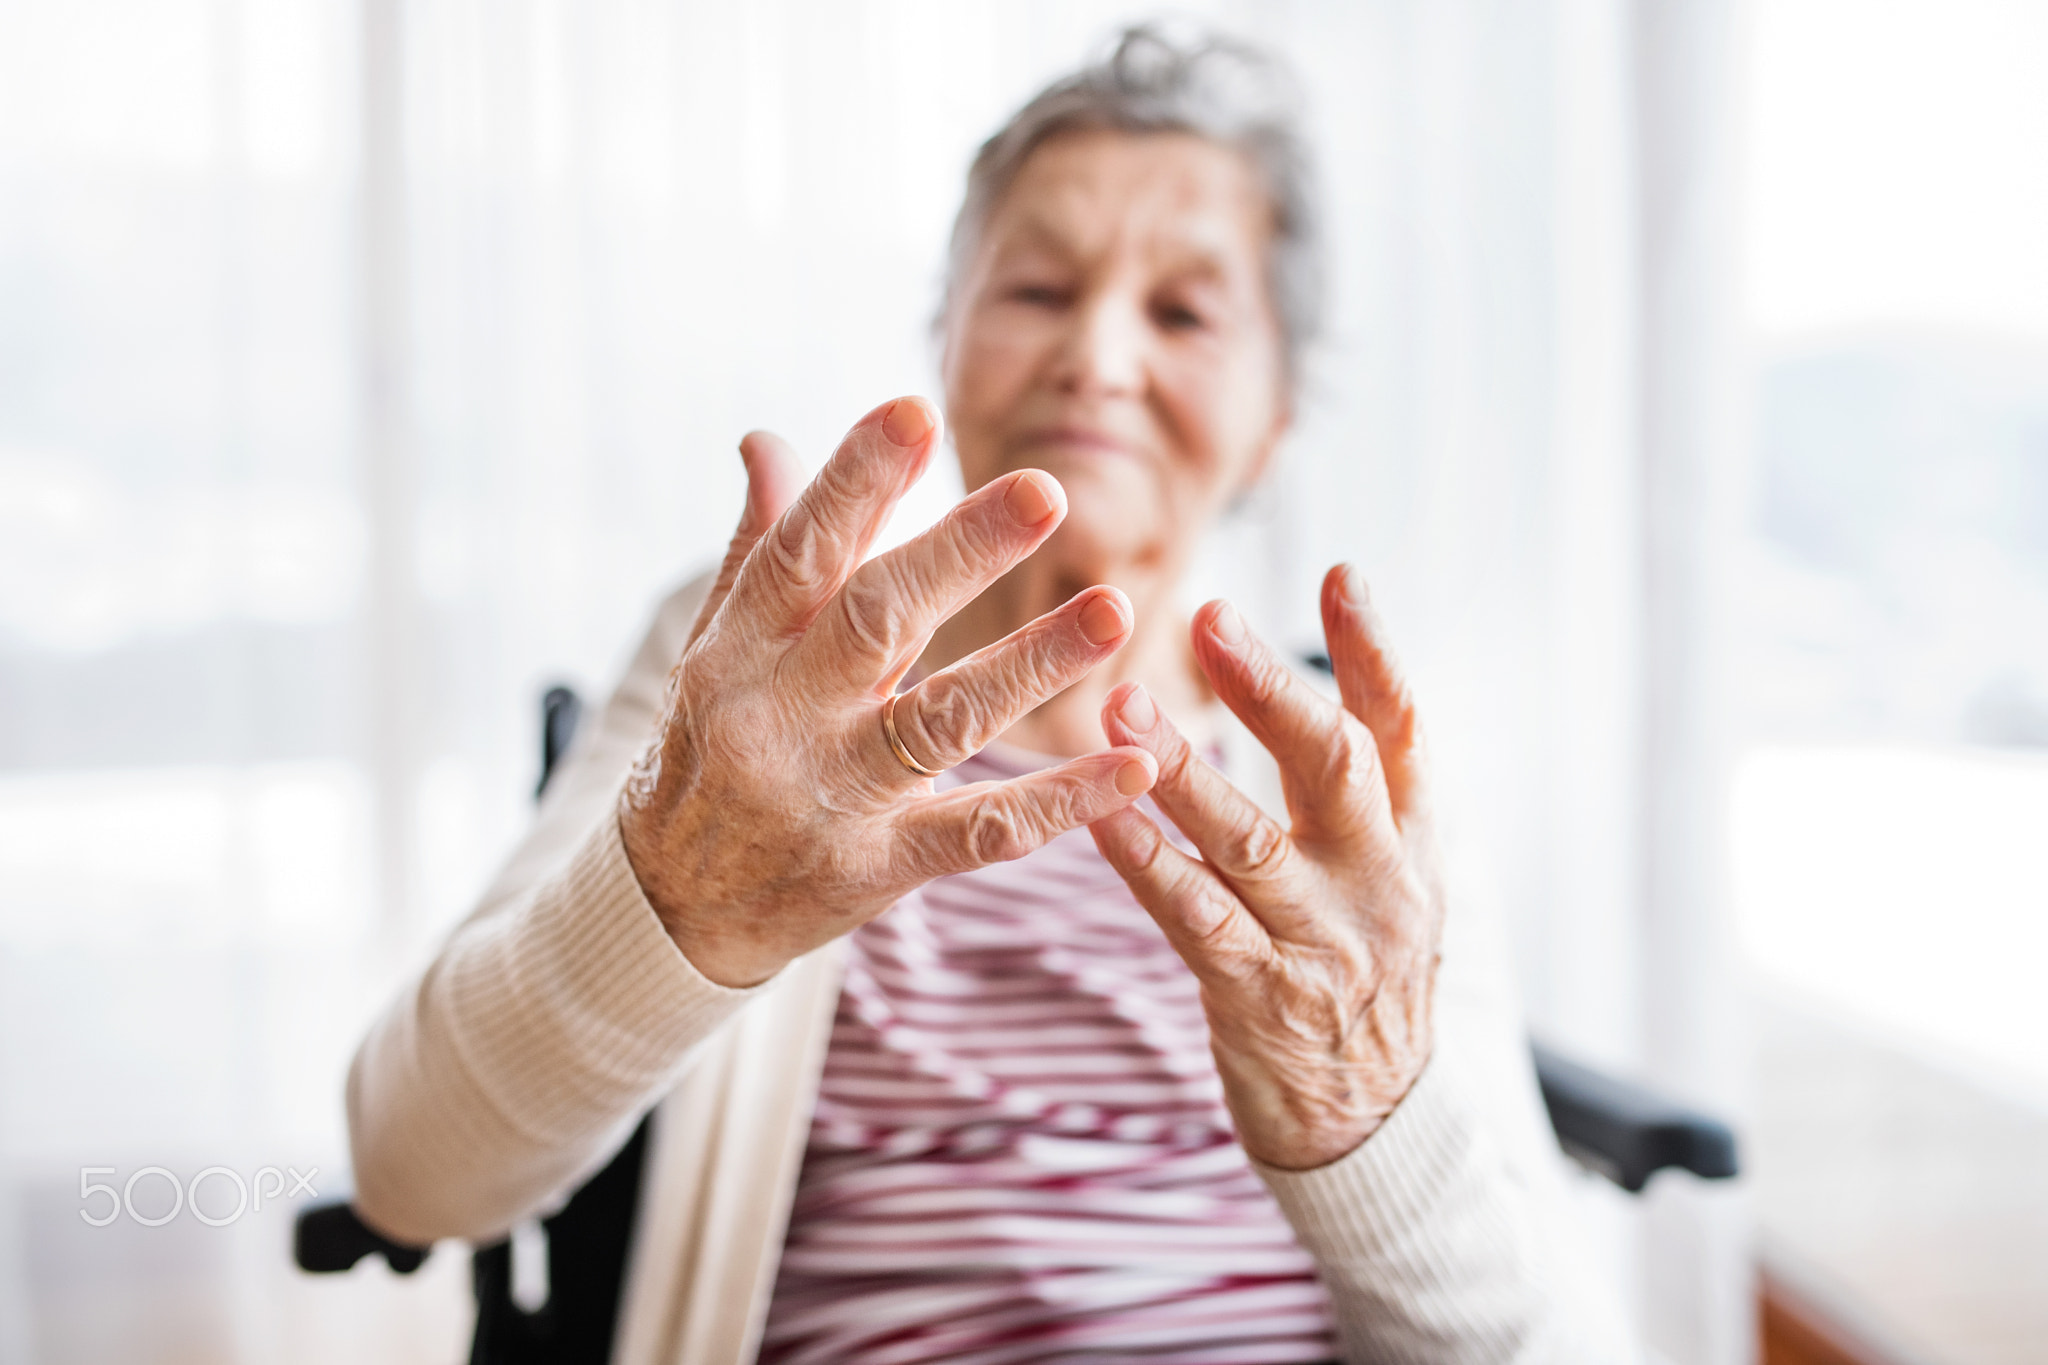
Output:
top-left (1078, 592), bottom-right (1127, 645)
top-left (881, 397), bottom-right (935, 447)
top-left (1117, 685), bottom-right (1157, 732)
top-left (1340, 563), bottom-right (1369, 605)
top-left (1115, 757), bottom-right (1155, 796)
top-left (1209, 601), bottom-right (1246, 646)
top-left (1004, 471), bottom-right (1058, 526)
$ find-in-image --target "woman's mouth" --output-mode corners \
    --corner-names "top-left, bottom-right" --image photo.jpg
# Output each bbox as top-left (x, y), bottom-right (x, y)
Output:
top-left (1013, 426), bottom-right (1144, 461)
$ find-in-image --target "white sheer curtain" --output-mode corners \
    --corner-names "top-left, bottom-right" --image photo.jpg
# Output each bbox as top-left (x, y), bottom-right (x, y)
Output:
top-left (0, 2), bottom-right (1744, 1360)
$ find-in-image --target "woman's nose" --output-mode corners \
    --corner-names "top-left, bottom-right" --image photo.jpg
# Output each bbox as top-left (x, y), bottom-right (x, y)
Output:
top-left (1051, 293), bottom-right (1146, 397)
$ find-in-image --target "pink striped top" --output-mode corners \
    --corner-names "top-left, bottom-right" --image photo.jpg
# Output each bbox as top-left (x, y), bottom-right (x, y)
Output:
top-left (760, 743), bottom-right (1338, 1365)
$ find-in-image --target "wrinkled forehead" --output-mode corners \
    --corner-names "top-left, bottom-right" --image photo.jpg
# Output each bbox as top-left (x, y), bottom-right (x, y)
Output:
top-left (976, 130), bottom-right (1275, 281)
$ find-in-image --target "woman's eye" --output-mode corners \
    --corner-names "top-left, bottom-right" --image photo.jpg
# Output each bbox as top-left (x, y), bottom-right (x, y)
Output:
top-left (1008, 283), bottom-right (1068, 307)
top-left (1154, 301), bottom-right (1207, 332)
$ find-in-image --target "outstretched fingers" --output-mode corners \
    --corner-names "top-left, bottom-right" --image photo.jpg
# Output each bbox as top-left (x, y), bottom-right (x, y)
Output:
top-left (796, 467), bottom-right (1068, 692)
top-left (1100, 681), bottom-right (1317, 932)
top-left (1190, 599), bottom-right (1395, 846)
top-left (889, 749), bottom-right (1156, 884)
top-left (878, 587), bottom-right (1132, 780)
top-left (1319, 564), bottom-right (1429, 826)
top-left (720, 397), bottom-right (941, 644)
top-left (1088, 805), bottom-right (1270, 985)
top-left (688, 430), bottom-right (805, 647)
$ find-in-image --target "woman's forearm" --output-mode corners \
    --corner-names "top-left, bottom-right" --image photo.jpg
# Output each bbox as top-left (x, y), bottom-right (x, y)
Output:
top-left (344, 577), bottom-right (748, 1244)
top-left (345, 809), bottom-right (758, 1244)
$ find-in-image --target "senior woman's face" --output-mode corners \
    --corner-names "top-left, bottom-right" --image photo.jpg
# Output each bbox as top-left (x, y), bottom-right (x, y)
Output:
top-left (942, 130), bottom-right (1288, 572)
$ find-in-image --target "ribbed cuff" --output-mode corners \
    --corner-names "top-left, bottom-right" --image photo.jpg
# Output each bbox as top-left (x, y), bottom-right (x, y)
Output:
top-left (1252, 1058), bottom-right (1473, 1260)
top-left (522, 805), bottom-right (764, 1052)
top-left (446, 803), bottom-right (771, 1144)
top-left (350, 800), bottom-right (777, 1244)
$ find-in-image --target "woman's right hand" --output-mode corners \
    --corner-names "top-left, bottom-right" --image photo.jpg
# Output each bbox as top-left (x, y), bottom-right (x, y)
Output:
top-left (618, 396), bottom-right (1158, 988)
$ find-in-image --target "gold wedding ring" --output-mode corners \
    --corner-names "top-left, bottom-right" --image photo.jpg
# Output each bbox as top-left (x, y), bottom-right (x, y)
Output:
top-left (882, 691), bottom-right (945, 778)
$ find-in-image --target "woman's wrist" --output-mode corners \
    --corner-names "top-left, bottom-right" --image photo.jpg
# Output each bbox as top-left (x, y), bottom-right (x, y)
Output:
top-left (1219, 1028), bottom-right (1433, 1171)
top-left (617, 788), bottom-right (791, 990)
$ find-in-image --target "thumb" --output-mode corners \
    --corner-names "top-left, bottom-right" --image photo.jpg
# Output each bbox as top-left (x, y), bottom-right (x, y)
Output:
top-left (688, 430), bottom-right (804, 646)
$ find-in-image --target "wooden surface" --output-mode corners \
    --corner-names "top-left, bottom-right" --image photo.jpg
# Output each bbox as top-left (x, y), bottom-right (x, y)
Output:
top-left (1753, 994), bottom-right (2048, 1365)
top-left (1760, 1263), bottom-right (1932, 1365)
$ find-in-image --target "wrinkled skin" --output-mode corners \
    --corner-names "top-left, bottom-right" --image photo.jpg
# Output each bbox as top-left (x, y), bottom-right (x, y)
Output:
top-left (620, 128), bottom-right (1447, 1173)
top-left (1091, 571), bottom-right (1445, 1169)
top-left (619, 397), bottom-right (1158, 991)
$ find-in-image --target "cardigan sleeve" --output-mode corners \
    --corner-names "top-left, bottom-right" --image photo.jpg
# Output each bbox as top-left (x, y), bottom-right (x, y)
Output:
top-left (346, 573), bottom-right (764, 1246)
top-left (1255, 1056), bottom-right (1634, 1363)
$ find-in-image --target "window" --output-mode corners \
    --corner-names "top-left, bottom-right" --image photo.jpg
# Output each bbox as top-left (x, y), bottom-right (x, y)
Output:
top-left (1738, 1), bottom-right (2048, 1357)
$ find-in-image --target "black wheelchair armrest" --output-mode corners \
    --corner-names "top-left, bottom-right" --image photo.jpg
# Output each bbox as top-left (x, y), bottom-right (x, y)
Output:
top-left (294, 1197), bottom-right (431, 1275)
top-left (538, 685), bottom-right (584, 797)
top-left (1532, 1042), bottom-right (1739, 1192)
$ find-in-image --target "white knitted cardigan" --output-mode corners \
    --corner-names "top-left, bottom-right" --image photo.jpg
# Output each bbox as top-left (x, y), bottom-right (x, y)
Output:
top-left (346, 573), bottom-right (1637, 1365)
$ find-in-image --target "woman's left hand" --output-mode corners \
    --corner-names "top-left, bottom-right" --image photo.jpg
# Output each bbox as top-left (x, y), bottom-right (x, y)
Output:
top-left (1090, 563), bottom-right (1446, 1171)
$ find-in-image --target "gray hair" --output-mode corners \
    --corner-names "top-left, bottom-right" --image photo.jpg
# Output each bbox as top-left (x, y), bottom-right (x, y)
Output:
top-left (941, 23), bottom-right (1324, 389)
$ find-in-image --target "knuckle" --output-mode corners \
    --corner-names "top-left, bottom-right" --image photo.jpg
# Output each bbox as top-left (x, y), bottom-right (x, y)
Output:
top-left (1153, 731), bottom-right (1201, 788)
top-left (1324, 720), bottom-right (1379, 792)
top-left (943, 498), bottom-right (1011, 566)
top-left (822, 440), bottom-right (891, 505)
top-left (1187, 900), bottom-right (1241, 959)
top-left (1031, 614), bottom-right (1094, 676)
top-left (964, 796), bottom-right (1036, 865)
top-left (765, 503), bottom-right (830, 595)
top-left (1190, 909), bottom-right (1263, 985)
top-left (907, 673), bottom-right (987, 757)
top-left (1121, 828), bottom-right (1164, 877)
top-left (836, 568), bottom-right (908, 661)
top-left (1226, 813), bottom-right (1289, 877)
top-left (992, 636), bottom-right (1075, 712)
top-left (1241, 650), bottom-right (1291, 708)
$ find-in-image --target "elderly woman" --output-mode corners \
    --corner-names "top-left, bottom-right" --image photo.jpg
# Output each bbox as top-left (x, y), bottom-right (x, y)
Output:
top-left (350, 28), bottom-right (1631, 1365)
